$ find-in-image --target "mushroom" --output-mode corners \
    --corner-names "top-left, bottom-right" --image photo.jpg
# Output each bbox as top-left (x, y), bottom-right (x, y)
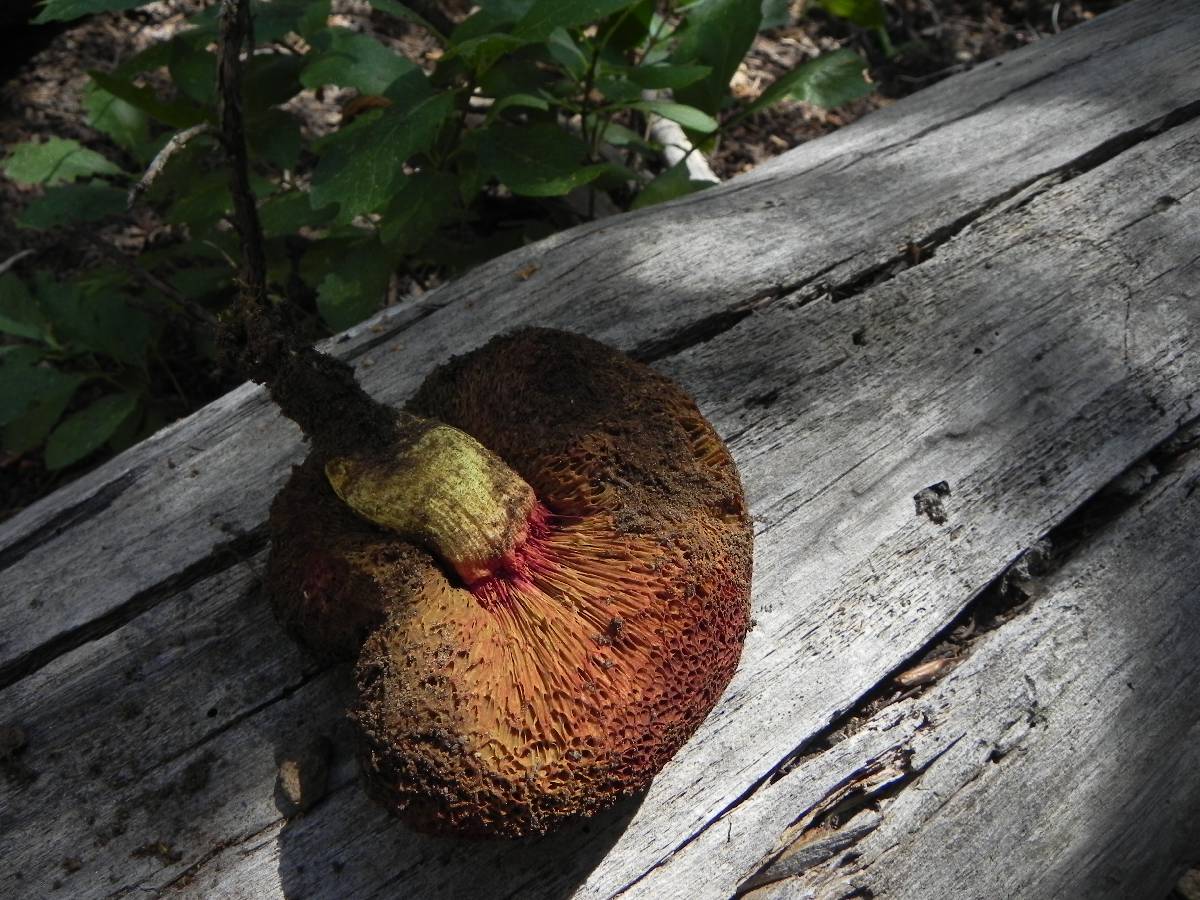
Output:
top-left (267, 328), bottom-right (753, 836)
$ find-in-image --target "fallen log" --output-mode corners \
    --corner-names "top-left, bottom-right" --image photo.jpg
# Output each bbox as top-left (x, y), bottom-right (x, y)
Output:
top-left (0, 0), bottom-right (1197, 897)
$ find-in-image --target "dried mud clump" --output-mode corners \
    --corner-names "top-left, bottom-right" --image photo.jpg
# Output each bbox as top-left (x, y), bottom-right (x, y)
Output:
top-left (267, 328), bottom-right (753, 837)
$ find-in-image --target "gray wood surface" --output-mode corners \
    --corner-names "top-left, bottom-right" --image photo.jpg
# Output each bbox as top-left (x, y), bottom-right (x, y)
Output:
top-left (2, 1), bottom-right (1198, 897)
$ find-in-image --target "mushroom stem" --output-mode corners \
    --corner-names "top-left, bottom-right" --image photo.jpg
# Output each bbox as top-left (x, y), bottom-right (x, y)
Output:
top-left (325, 420), bottom-right (540, 585)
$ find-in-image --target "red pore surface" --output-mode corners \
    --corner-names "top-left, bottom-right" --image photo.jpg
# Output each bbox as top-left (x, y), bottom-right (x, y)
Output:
top-left (268, 328), bottom-right (753, 837)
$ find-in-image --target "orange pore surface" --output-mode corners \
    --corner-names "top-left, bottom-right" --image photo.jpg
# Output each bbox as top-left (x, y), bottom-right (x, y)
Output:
top-left (355, 500), bottom-right (749, 836)
top-left (270, 329), bottom-right (753, 837)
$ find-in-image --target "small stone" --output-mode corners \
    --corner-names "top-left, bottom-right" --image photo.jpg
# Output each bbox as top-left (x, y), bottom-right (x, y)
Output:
top-left (276, 736), bottom-right (332, 816)
top-left (1177, 867), bottom-right (1200, 900)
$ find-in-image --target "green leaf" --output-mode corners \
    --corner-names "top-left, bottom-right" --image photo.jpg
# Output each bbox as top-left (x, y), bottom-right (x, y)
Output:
top-left (513, 0), bottom-right (639, 40)
top-left (84, 83), bottom-right (149, 154)
top-left (18, 182), bottom-right (127, 231)
top-left (672, 0), bottom-right (761, 115)
top-left (443, 33), bottom-right (530, 77)
top-left (453, 131), bottom-right (488, 204)
top-left (598, 0), bottom-right (653, 52)
top-left (383, 67), bottom-right (438, 108)
top-left (44, 392), bottom-right (139, 470)
top-left (628, 99), bottom-right (718, 133)
top-left (593, 119), bottom-right (657, 155)
top-left (164, 169), bottom-right (272, 233)
top-left (35, 275), bottom-right (154, 366)
top-left (254, 0), bottom-right (332, 40)
top-left (34, 0), bottom-right (152, 23)
top-left (247, 109), bottom-right (302, 170)
top-left (185, 0), bottom-right (332, 42)
top-left (379, 173), bottom-right (460, 252)
top-left (3, 138), bottom-right (122, 187)
top-left (0, 346), bottom-right (44, 366)
top-left (369, 0), bottom-right (447, 43)
top-left (743, 48), bottom-right (871, 117)
top-left (624, 63), bottom-right (712, 90)
top-left (0, 378), bottom-right (35, 427)
top-left (164, 171), bottom-right (233, 231)
top-left (0, 357), bottom-right (83, 428)
top-left (244, 54), bottom-right (308, 113)
top-left (316, 273), bottom-right (382, 333)
top-left (171, 266), bottom-right (231, 300)
top-left (631, 159), bottom-right (714, 209)
top-left (88, 70), bottom-right (207, 129)
top-left (105, 398), bottom-right (147, 453)
top-left (477, 49), bottom-right (556, 99)
top-left (112, 41), bottom-right (173, 79)
top-left (812, 0), bottom-right (885, 29)
top-left (485, 92), bottom-right (551, 124)
top-left (546, 28), bottom-right (587, 79)
top-left (450, 5), bottom-right (522, 44)
top-left (302, 29), bottom-right (419, 95)
top-left (760, 0), bottom-right (792, 29)
top-left (259, 190), bottom-right (337, 238)
top-left (2, 371), bottom-right (85, 456)
top-left (168, 37), bottom-right (217, 106)
top-left (306, 239), bottom-right (393, 331)
top-left (478, 124), bottom-right (608, 197)
top-left (310, 91), bottom-right (454, 222)
top-left (0, 274), bottom-right (50, 342)
top-left (595, 75), bottom-right (642, 104)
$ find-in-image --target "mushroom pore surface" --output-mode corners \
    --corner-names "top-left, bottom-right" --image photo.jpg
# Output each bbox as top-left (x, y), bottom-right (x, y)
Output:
top-left (267, 328), bottom-right (753, 836)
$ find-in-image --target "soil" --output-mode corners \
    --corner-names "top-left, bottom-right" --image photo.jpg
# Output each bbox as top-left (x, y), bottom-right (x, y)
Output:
top-left (0, 0), bottom-right (1127, 521)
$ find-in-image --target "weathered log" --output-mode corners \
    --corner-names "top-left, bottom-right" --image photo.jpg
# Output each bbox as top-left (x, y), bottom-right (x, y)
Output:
top-left (0, 1), bottom-right (1197, 897)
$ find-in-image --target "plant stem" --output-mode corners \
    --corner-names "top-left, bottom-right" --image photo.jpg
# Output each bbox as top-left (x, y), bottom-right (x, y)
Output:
top-left (579, 39), bottom-right (602, 154)
top-left (217, 0), bottom-right (266, 305)
top-left (215, 0), bottom-right (395, 460)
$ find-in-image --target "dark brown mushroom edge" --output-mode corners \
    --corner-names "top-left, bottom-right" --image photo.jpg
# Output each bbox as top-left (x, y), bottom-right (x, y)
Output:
top-left (267, 328), bottom-right (753, 837)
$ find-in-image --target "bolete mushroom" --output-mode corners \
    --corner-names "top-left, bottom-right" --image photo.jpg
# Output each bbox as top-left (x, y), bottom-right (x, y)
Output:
top-left (267, 328), bottom-right (753, 837)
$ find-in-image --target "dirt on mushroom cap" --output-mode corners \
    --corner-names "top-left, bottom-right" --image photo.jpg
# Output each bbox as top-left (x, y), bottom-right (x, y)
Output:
top-left (267, 328), bottom-right (753, 837)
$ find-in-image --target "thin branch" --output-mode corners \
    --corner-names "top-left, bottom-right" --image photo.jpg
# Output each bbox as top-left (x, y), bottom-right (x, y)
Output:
top-left (641, 90), bottom-right (720, 185)
top-left (0, 249), bottom-right (35, 277)
top-left (216, 0), bottom-right (266, 304)
top-left (214, 0), bottom-right (395, 460)
top-left (127, 123), bottom-right (213, 210)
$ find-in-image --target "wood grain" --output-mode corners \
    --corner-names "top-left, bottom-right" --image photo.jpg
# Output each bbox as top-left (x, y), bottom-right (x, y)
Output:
top-left (3, 0), bottom-right (1197, 679)
top-left (735, 424), bottom-right (1200, 900)
top-left (1, 2), bottom-right (1198, 898)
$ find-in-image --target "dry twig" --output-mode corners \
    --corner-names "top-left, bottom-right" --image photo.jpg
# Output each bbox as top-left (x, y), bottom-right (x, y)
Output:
top-left (127, 123), bottom-right (213, 210)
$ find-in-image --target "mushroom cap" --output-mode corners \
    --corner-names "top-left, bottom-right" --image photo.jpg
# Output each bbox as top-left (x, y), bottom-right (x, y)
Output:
top-left (267, 328), bottom-right (753, 836)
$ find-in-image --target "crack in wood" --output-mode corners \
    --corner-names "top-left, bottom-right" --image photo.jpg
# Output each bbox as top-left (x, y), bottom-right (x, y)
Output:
top-left (0, 466), bottom-right (145, 575)
top-left (827, 46), bottom-right (1109, 181)
top-left (766, 413), bottom-right (1199, 787)
top-left (631, 256), bottom-right (855, 363)
top-left (615, 414), bottom-right (1200, 900)
top-left (0, 526), bottom-right (266, 692)
top-left (146, 662), bottom-right (328, 780)
top-left (733, 738), bottom-right (968, 896)
top-left (2, 6), bottom-right (1196, 895)
top-left (330, 296), bottom-right (452, 362)
top-left (826, 97), bottom-right (1200, 307)
top-left (143, 816), bottom-right (285, 898)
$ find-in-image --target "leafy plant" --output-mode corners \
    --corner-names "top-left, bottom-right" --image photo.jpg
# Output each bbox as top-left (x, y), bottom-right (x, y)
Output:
top-left (4, 0), bottom-right (883, 472)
